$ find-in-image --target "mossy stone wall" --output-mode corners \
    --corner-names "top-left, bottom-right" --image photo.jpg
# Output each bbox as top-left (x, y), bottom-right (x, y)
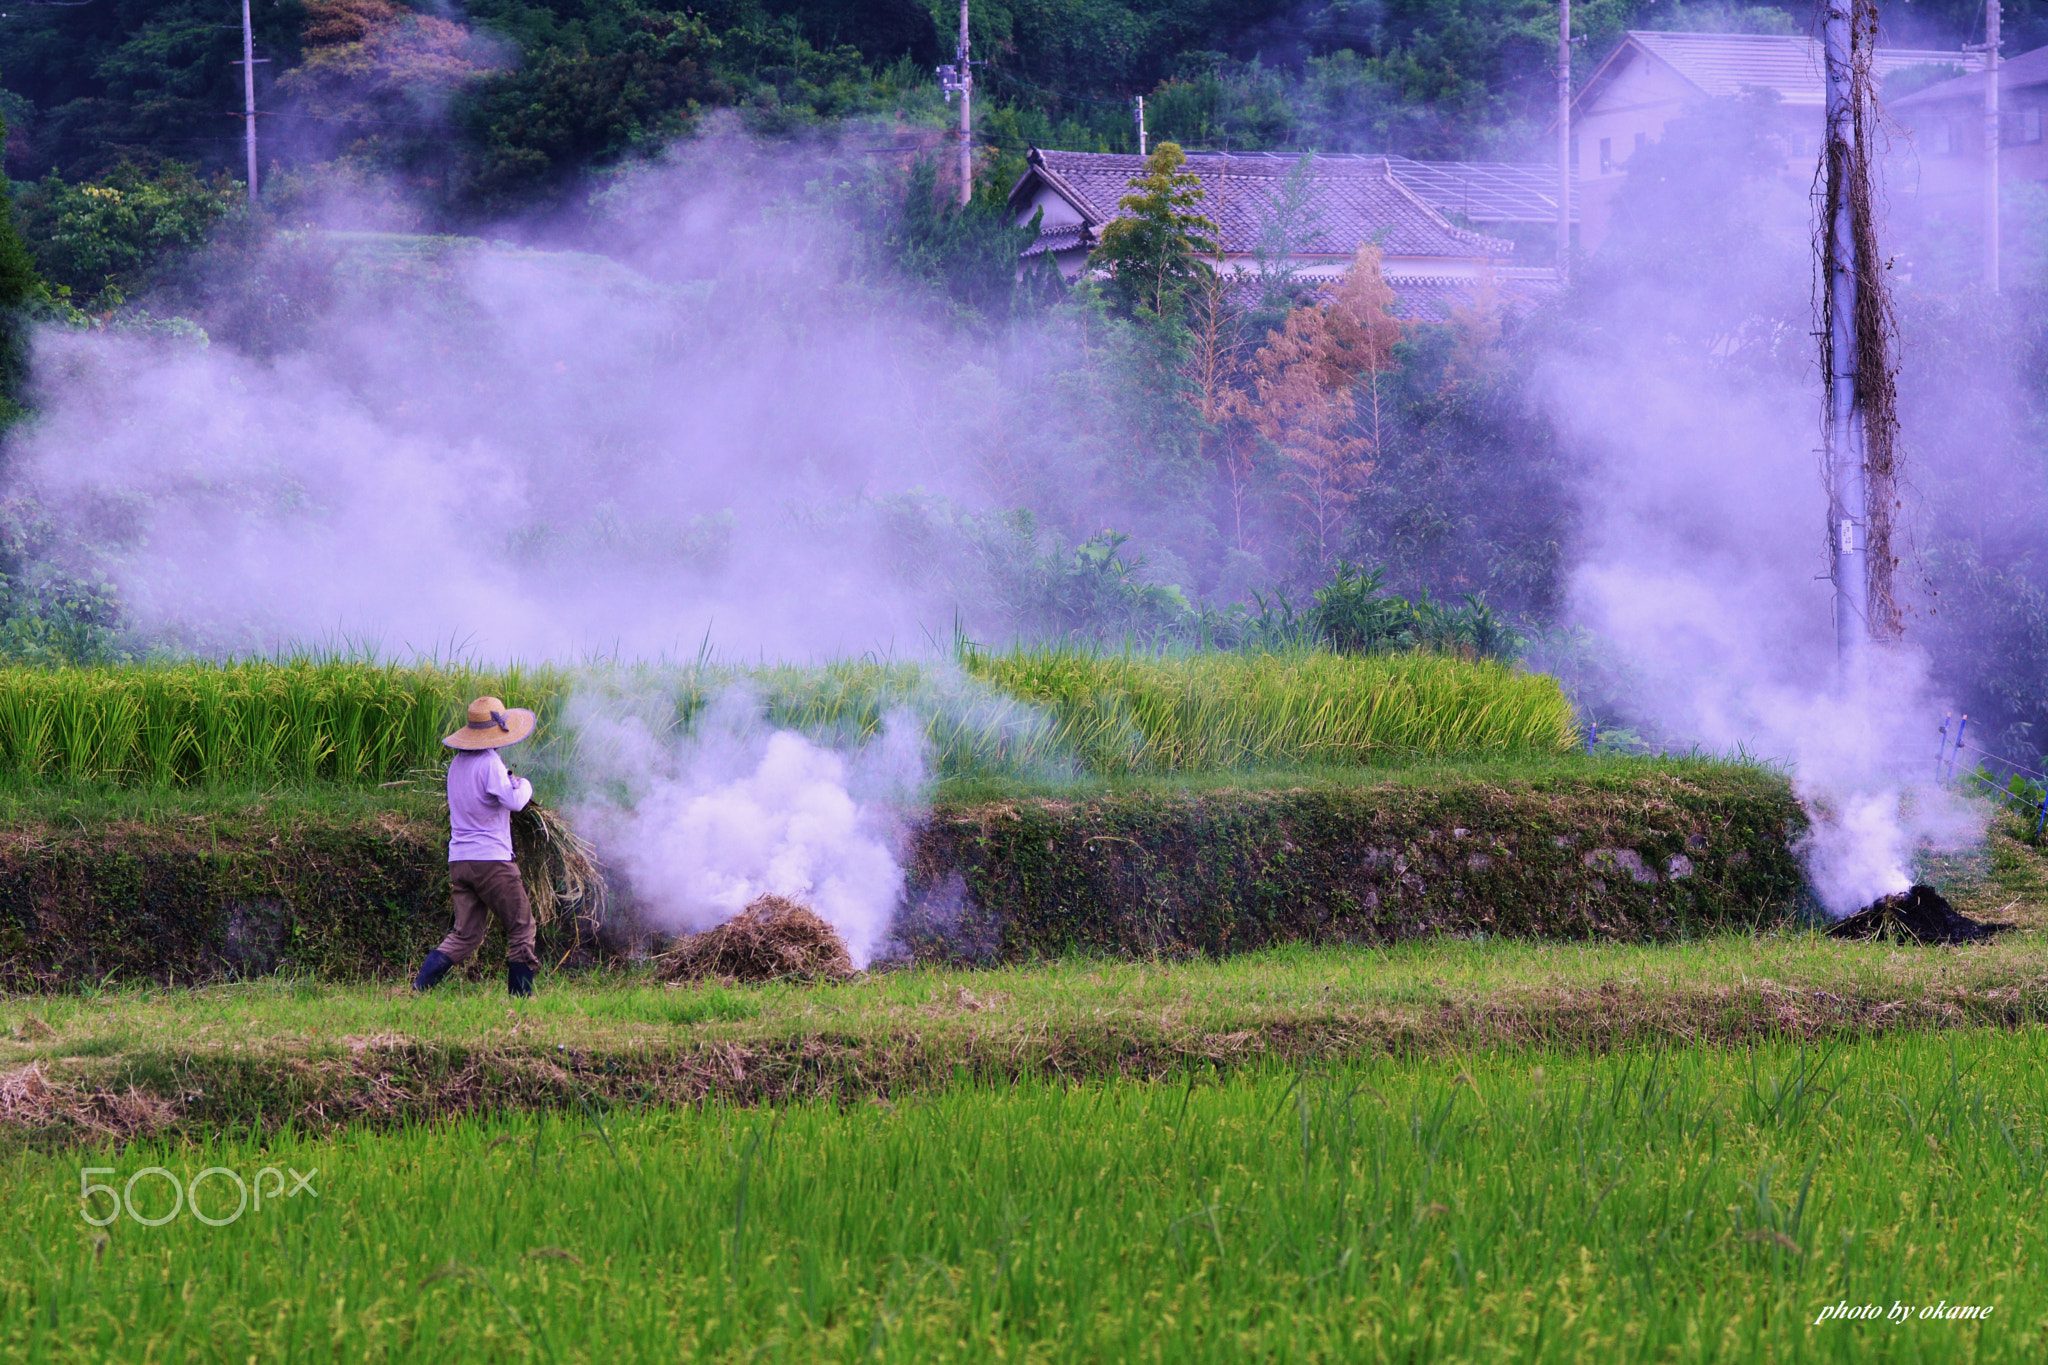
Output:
top-left (899, 775), bottom-right (1808, 961)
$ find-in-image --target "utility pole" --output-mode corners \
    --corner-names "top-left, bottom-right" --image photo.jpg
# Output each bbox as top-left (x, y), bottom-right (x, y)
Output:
top-left (955, 0), bottom-right (971, 205)
top-left (1984, 0), bottom-right (2002, 291)
top-left (938, 2), bottom-right (974, 204)
top-left (1557, 0), bottom-right (1571, 278)
top-left (1823, 0), bottom-right (1868, 664)
top-left (234, 0), bottom-right (260, 202)
top-left (1134, 95), bottom-right (1147, 156)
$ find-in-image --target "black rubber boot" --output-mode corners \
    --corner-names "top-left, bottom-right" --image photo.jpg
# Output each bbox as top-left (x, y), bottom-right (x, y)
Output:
top-left (412, 949), bottom-right (456, 993)
top-left (508, 961), bottom-right (535, 998)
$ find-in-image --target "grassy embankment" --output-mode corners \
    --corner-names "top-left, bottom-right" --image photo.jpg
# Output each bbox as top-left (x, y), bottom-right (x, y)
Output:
top-left (0, 804), bottom-right (2039, 1144)
top-left (4, 1029), bottom-right (2045, 1361)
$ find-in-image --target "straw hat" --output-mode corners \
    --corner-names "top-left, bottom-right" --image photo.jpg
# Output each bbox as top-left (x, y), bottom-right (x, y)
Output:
top-left (444, 696), bottom-right (537, 751)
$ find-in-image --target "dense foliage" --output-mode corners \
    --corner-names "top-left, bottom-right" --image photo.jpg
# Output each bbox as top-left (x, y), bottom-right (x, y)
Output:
top-left (1, 0), bottom-right (2019, 206)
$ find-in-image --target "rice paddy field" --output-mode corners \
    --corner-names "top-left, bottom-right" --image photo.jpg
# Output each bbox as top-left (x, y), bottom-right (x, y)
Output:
top-left (4, 1027), bottom-right (2045, 1362)
top-left (0, 646), bottom-right (1578, 790)
top-left (0, 649), bottom-right (2038, 1360)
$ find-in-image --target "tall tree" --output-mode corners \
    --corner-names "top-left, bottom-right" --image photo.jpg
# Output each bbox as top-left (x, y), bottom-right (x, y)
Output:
top-left (1089, 142), bottom-right (1220, 320)
top-left (1178, 262), bottom-right (1256, 550)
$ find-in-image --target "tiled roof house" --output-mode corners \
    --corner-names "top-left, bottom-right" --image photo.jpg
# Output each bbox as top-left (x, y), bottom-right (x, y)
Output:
top-left (1570, 30), bottom-right (1978, 245)
top-left (1889, 42), bottom-right (2048, 248)
top-left (1007, 148), bottom-right (1562, 321)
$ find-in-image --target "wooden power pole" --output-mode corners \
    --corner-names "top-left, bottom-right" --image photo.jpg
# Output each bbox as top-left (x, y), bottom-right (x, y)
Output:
top-left (1820, 0), bottom-right (1904, 659)
top-left (1822, 0), bottom-right (1868, 663)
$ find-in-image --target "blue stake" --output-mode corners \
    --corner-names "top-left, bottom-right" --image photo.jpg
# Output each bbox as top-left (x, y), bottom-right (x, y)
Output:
top-left (2036, 787), bottom-right (2047, 840)
top-left (1587, 719), bottom-right (1598, 754)
top-left (1952, 714), bottom-right (1969, 783)
top-left (1935, 712), bottom-right (1951, 782)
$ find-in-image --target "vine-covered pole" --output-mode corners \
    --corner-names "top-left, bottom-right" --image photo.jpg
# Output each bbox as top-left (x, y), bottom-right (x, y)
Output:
top-left (1822, 0), bottom-right (1867, 664)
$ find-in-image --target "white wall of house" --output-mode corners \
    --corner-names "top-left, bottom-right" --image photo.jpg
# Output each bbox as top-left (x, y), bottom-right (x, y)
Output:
top-left (1892, 85), bottom-right (2048, 230)
top-left (1571, 52), bottom-right (1701, 245)
top-left (1018, 186), bottom-right (1085, 230)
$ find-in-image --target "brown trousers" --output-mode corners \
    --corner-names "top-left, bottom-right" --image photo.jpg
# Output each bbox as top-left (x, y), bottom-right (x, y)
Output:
top-left (438, 860), bottom-right (539, 968)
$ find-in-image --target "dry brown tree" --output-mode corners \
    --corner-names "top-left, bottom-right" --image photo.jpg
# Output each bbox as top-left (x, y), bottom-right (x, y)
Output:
top-left (1234, 245), bottom-right (1403, 567)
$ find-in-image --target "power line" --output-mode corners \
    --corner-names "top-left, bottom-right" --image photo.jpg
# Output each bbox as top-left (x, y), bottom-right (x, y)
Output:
top-left (984, 68), bottom-right (1137, 107)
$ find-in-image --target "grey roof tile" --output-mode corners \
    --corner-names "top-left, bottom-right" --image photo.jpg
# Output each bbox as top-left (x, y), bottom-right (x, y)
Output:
top-left (1017, 149), bottom-right (1518, 261)
top-left (1893, 41), bottom-right (2048, 109)
top-left (1384, 156), bottom-right (1575, 223)
top-left (1625, 30), bottom-right (1977, 108)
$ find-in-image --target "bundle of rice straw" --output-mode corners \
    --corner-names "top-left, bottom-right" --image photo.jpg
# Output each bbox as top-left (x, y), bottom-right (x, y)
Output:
top-left (657, 895), bottom-right (854, 984)
top-left (511, 801), bottom-right (610, 928)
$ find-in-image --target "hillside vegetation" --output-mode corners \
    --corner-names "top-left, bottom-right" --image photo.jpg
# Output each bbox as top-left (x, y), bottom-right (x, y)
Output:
top-left (0, 0), bottom-right (2013, 213)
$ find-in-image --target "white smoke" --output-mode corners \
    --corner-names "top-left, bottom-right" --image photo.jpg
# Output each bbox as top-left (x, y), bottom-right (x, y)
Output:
top-left (564, 687), bottom-right (925, 966)
top-left (4, 136), bottom-right (1072, 951)
top-left (1545, 114), bottom-right (1988, 916)
top-left (1552, 360), bottom-right (1984, 914)
top-left (6, 136), bottom-right (1015, 661)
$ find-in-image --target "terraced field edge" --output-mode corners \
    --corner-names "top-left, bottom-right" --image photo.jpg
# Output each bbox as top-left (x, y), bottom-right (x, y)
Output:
top-left (0, 767), bottom-right (1807, 990)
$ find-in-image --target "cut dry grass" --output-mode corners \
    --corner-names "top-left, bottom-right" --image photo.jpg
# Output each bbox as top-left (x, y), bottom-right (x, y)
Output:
top-left (511, 800), bottom-right (609, 928)
top-left (656, 895), bottom-right (854, 984)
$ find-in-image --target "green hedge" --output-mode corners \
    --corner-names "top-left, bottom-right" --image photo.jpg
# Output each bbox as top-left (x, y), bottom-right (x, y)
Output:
top-left (0, 816), bottom-right (453, 990)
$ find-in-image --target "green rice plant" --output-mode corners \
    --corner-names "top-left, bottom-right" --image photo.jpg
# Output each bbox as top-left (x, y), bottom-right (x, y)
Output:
top-left (0, 660), bottom-right (572, 789)
top-left (959, 644), bottom-right (1580, 772)
top-left (131, 671), bottom-right (195, 784)
top-left (0, 646), bottom-right (1577, 791)
top-left (3, 1028), bottom-right (2044, 1361)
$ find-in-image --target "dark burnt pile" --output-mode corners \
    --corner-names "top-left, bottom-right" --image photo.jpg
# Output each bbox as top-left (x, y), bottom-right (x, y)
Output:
top-left (1826, 884), bottom-right (2002, 944)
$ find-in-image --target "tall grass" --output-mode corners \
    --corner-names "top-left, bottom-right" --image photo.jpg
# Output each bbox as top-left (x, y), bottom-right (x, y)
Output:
top-left (0, 646), bottom-right (1579, 789)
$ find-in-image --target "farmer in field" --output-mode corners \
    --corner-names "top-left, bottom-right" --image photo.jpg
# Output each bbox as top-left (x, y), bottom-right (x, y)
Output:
top-left (411, 696), bottom-right (541, 998)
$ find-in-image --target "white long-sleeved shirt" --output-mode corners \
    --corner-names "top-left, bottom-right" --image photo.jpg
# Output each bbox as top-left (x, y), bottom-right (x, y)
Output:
top-left (446, 749), bottom-right (533, 862)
